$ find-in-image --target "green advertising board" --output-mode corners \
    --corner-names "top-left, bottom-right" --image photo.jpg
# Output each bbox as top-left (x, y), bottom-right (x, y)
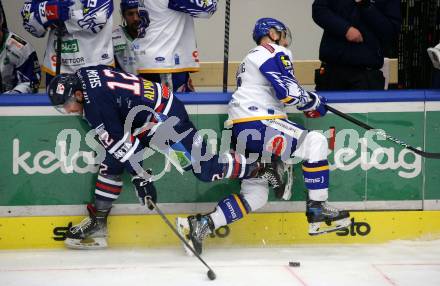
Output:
top-left (0, 92), bottom-right (439, 216)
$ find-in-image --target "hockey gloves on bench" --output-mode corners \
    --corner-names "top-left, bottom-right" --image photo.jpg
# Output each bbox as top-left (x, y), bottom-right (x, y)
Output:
top-left (298, 91), bottom-right (328, 118)
top-left (132, 174), bottom-right (157, 210)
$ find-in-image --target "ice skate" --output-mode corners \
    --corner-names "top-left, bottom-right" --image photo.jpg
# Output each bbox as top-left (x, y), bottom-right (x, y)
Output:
top-left (65, 204), bottom-right (110, 250)
top-left (176, 214), bottom-right (214, 256)
top-left (306, 200), bottom-right (351, 235)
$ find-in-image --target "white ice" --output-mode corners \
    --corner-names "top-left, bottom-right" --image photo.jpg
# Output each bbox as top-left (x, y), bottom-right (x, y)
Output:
top-left (1, 240), bottom-right (440, 286)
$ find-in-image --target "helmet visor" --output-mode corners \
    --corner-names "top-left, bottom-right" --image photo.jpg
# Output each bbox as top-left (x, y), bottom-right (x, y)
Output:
top-left (53, 97), bottom-right (82, 115)
top-left (280, 27), bottom-right (292, 47)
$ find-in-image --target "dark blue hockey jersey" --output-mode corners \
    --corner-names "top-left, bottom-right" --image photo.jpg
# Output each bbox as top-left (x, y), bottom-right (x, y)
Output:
top-left (76, 65), bottom-right (173, 174)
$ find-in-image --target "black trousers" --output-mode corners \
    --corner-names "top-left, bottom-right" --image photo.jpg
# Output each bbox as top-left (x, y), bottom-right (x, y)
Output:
top-left (315, 63), bottom-right (385, 91)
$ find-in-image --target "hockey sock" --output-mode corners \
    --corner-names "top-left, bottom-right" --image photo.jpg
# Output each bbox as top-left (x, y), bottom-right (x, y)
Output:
top-left (222, 152), bottom-right (246, 179)
top-left (94, 174), bottom-right (123, 202)
top-left (94, 199), bottom-right (113, 211)
top-left (302, 160), bottom-right (329, 201)
top-left (221, 152), bottom-right (261, 179)
top-left (210, 194), bottom-right (251, 228)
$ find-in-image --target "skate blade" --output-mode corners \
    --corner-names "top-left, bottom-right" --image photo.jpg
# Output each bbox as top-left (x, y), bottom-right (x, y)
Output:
top-left (64, 237), bottom-right (108, 250)
top-left (308, 217), bottom-right (352, 236)
top-left (175, 217), bottom-right (194, 256)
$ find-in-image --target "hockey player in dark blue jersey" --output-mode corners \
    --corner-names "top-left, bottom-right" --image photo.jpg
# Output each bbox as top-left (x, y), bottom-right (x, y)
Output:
top-left (47, 65), bottom-right (283, 249)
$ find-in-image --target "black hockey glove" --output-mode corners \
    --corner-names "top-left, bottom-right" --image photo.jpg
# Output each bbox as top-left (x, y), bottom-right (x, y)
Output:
top-left (132, 173), bottom-right (157, 210)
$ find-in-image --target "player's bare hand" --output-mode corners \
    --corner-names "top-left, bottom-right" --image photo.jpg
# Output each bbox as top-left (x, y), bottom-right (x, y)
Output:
top-left (345, 27), bottom-right (363, 43)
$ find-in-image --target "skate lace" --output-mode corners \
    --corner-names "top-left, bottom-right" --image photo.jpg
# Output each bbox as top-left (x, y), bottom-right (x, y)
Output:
top-left (193, 218), bottom-right (211, 242)
top-left (322, 203), bottom-right (339, 216)
top-left (70, 217), bottom-right (94, 234)
top-left (261, 170), bottom-right (280, 188)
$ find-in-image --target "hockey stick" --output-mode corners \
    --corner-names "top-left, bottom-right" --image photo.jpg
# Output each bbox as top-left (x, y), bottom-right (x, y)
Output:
top-left (55, 23), bottom-right (62, 75)
top-left (222, 0), bottom-right (231, 93)
top-left (146, 198), bottom-right (217, 280)
top-left (326, 104), bottom-right (440, 159)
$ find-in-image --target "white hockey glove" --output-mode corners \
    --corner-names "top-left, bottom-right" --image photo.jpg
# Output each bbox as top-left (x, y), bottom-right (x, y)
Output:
top-left (428, 44), bottom-right (440, 70)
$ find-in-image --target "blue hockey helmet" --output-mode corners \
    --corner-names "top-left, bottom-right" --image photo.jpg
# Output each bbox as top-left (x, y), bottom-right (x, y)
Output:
top-left (252, 17), bottom-right (291, 46)
top-left (47, 73), bottom-right (83, 114)
top-left (120, 0), bottom-right (139, 13)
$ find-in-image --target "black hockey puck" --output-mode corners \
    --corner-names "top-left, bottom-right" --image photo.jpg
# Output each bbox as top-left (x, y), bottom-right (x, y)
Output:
top-left (207, 270), bottom-right (216, 280)
top-left (289, 261), bottom-right (300, 267)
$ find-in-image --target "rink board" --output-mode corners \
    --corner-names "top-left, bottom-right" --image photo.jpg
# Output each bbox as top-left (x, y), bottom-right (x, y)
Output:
top-left (1, 90), bottom-right (440, 212)
top-left (1, 211), bottom-right (440, 249)
top-left (1, 91), bottom-right (440, 249)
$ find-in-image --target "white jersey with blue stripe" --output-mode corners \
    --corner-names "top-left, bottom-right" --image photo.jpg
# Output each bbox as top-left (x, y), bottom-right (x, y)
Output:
top-left (135, 0), bottom-right (218, 74)
top-left (21, 0), bottom-right (114, 75)
top-left (228, 43), bottom-right (312, 125)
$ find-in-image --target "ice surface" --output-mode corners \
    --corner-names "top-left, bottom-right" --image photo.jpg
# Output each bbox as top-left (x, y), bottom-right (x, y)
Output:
top-left (1, 240), bottom-right (440, 286)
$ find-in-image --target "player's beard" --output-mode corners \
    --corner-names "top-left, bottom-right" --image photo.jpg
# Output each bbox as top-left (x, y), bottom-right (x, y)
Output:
top-left (127, 22), bottom-right (139, 38)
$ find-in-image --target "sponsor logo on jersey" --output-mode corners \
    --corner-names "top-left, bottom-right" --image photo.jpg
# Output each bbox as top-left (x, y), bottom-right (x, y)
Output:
top-left (174, 54), bottom-right (180, 65)
top-left (262, 119), bottom-right (304, 139)
top-left (62, 57), bottom-right (85, 66)
top-left (142, 79), bottom-right (155, 101)
top-left (9, 39), bottom-right (24, 49)
top-left (248, 106), bottom-right (258, 111)
top-left (155, 57), bottom-right (165, 62)
top-left (304, 176), bottom-right (325, 184)
top-left (265, 135), bottom-right (287, 156)
top-left (101, 53), bottom-right (109, 60)
top-left (192, 51), bottom-right (199, 62)
top-left (122, 56), bottom-right (136, 66)
top-left (56, 39), bottom-right (80, 54)
top-left (114, 44), bottom-right (126, 52)
top-left (280, 55), bottom-right (293, 71)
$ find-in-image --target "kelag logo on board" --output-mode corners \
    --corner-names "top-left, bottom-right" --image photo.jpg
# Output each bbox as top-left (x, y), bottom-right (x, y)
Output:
top-left (11, 129), bottom-right (422, 179)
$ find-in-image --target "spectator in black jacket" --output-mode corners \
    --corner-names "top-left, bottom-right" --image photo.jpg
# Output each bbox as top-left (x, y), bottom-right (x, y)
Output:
top-left (312, 0), bottom-right (401, 90)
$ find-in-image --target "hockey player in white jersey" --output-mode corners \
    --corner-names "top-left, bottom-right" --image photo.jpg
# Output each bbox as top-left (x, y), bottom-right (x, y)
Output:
top-left (0, 11), bottom-right (40, 93)
top-left (177, 18), bottom-right (351, 255)
top-left (112, 0), bottom-right (150, 74)
top-left (20, 0), bottom-right (114, 83)
top-left (135, 0), bottom-right (218, 92)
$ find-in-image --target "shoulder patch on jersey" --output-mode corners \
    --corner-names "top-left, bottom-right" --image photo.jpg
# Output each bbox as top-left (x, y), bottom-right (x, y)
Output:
top-left (261, 43), bottom-right (275, 53)
top-left (279, 54), bottom-right (293, 71)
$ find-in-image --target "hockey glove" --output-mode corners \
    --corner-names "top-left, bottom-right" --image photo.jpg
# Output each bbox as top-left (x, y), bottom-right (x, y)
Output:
top-left (132, 173), bottom-right (157, 210)
top-left (36, 0), bottom-right (74, 26)
top-left (297, 92), bottom-right (328, 118)
top-left (428, 43), bottom-right (440, 70)
top-left (137, 5), bottom-right (150, 38)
